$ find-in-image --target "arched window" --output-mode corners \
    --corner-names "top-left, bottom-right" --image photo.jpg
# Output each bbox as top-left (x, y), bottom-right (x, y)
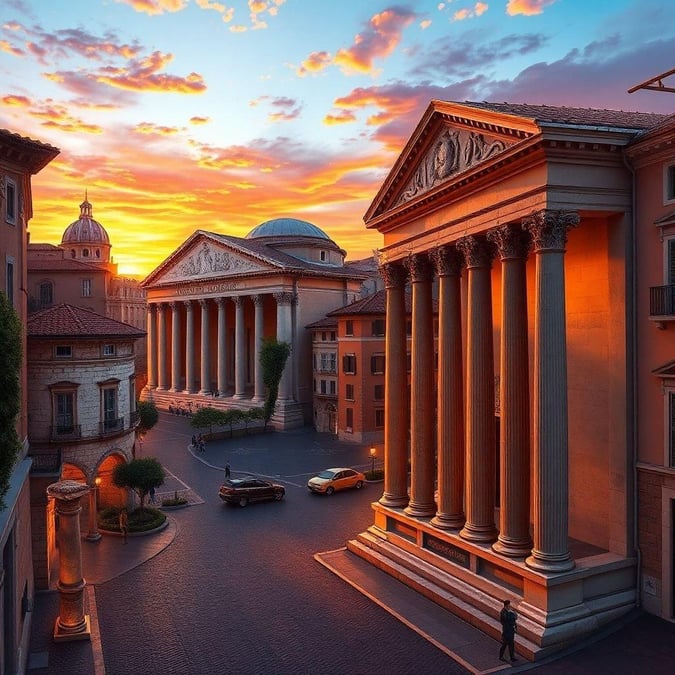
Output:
top-left (39, 281), bottom-right (53, 307)
top-left (71, 249), bottom-right (76, 258)
top-left (96, 248), bottom-right (101, 258)
top-left (83, 248), bottom-right (89, 257)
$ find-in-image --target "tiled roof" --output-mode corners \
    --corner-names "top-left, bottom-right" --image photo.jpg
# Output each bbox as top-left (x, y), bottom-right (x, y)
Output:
top-left (306, 316), bottom-right (338, 329)
top-left (27, 304), bottom-right (146, 338)
top-left (28, 258), bottom-right (103, 272)
top-left (459, 101), bottom-right (666, 131)
top-left (0, 128), bottom-right (60, 173)
top-left (28, 243), bottom-right (61, 251)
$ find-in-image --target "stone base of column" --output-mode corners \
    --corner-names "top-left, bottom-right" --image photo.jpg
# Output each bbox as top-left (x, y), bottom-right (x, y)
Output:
top-left (54, 615), bottom-right (91, 642)
top-left (168, 387), bottom-right (180, 393)
top-left (155, 386), bottom-right (167, 392)
top-left (430, 513), bottom-right (465, 530)
top-left (232, 393), bottom-right (246, 400)
top-left (404, 501), bottom-right (436, 518)
top-left (251, 395), bottom-right (264, 403)
top-left (84, 532), bottom-right (101, 542)
top-left (378, 493), bottom-right (409, 508)
top-left (492, 535), bottom-right (531, 558)
top-left (198, 389), bottom-right (211, 396)
top-left (459, 522), bottom-right (498, 543)
top-left (526, 550), bottom-right (575, 573)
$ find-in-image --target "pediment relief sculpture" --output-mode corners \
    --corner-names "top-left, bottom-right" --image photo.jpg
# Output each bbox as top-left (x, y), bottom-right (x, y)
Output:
top-left (395, 128), bottom-right (509, 206)
top-left (159, 241), bottom-right (267, 283)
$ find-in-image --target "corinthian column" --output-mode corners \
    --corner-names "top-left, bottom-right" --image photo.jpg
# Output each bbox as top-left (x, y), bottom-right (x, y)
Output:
top-left (252, 294), bottom-right (265, 402)
top-left (524, 210), bottom-right (579, 573)
top-left (379, 261), bottom-right (409, 508)
top-left (488, 225), bottom-right (532, 557)
top-left (199, 299), bottom-right (211, 395)
top-left (157, 303), bottom-right (168, 390)
top-left (430, 245), bottom-right (465, 529)
top-left (275, 292), bottom-right (294, 402)
top-left (47, 480), bottom-right (91, 641)
top-left (216, 297), bottom-right (228, 397)
top-left (184, 300), bottom-right (196, 393)
top-left (404, 253), bottom-right (436, 518)
top-left (458, 236), bottom-right (498, 543)
top-left (170, 302), bottom-right (182, 392)
top-left (146, 304), bottom-right (157, 389)
top-left (233, 296), bottom-right (247, 399)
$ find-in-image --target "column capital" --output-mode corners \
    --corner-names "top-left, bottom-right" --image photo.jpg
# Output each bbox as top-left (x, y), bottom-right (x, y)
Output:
top-left (148, 303), bottom-right (157, 314)
top-left (405, 252), bottom-right (434, 283)
top-left (251, 294), bottom-right (264, 306)
top-left (215, 297), bottom-right (227, 307)
top-left (232, 295), bottom-right (243, 308)
top-left (198, 298), bottom-right (210, 309)
top-left (430, 245), bottom-right (463, 277)
top-left (184, 299), bottom-right (193, 311)
top-left (273, 291), bottom-right (295, 306)
top-left (457, 235), bottom-right (494, 269)
top-left (156, 302), bottom-right (167, 313)
top-left (487, 224), bottom-right (530, 261)
top-left (522, 209), bottom-right (580, 252)
top-left (169, 301), bottom-right (179, 311)
top-left (380, 261), bottom-right (408, 289)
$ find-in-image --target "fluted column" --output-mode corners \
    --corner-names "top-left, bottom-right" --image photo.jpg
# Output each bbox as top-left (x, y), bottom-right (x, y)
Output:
top-left (379, 262), bottom-right (409, 508)
top-left (47, 480), bottom-right (91, 641)
top-left (199, 299), bottom-right (211, 395)
top-left (216, 297), bottom-right (228, 397)
top-left (157, 303), bottom-right (168, 391)
top-left (170, 302), bottom-right (182, 392)
top-left (233, 296), bottom-right (247, 399)
top-left (252, 294), bottom-right (265, 402)
top-left (184, 301), bottom-right (196, 393)
top-left (430, 246), bottom-right (465, 529)
top-left (275, 292), bottom-right (294, 402)
top-left (146, 304), bottom-right (157, 389)
top-left (524, 210), bottom-right (579, 572)
top-left (404, 253), bottom-right (436, 518)
top-left (488, 225), bottom-right (532, 556)
top-left (458, 236), bottom-right (498, 543)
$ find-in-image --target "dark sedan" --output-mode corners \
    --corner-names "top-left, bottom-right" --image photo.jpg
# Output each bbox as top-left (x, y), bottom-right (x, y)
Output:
top-left (218, 478), bottom-right (285, 507)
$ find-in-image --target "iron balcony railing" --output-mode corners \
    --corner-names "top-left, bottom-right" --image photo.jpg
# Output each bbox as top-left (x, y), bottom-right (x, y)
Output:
top-left (129, 409), bottom-right (140, 428)
top-left (650, 285), bottom-right (675, 317)
top-left (50, 424), bottom-right (82, 441)
top-left (100, 417), bottom-right (124, 435)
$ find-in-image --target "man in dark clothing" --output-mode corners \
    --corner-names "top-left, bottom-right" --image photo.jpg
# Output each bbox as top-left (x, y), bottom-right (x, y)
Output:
top-left (499, 599), bottom-right (517, 662)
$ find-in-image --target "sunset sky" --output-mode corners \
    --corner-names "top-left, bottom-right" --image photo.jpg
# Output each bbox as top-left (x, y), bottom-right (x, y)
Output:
top-left (1, 0), bottom-right (673, 278)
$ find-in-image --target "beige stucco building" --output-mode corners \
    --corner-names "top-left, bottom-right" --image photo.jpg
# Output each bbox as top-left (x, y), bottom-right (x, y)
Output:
top-left (141, 218), bottom-right (367, 428)
top-left (343, 101), bottom-right (671, 659)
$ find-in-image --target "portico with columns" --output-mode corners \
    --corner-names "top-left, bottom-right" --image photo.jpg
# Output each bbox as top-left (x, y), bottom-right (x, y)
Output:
top-left (342, 101), bottom-right (656, 658)
top-left (141, 221), bottom-right (366, 429)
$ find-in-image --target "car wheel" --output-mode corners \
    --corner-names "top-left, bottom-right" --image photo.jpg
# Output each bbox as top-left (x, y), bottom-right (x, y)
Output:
top-left (275, 490), bottom-right (284, 501)
top-left (326, 486), bottom-right (335, 496)
top-left (355, 480), bottom-right (363, 489)
top-left (238, 496), bottom-right (248, 507)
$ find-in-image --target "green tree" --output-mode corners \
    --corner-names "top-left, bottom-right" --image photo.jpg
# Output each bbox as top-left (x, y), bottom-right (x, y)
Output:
top-left (259, 338), bottom-right (291, 425)
top-left (0, 291), bottom-right (22, 510)
top-left (243, 407), bottom-right (265, 434)
top-left (222, 408), bottom-right (244, 436)
top-left (136, 400), bottom-right (159, 436)
top-left (190, 406), bottom-right (224, 437)
top-left (113, 457), bottom-right (165, 512)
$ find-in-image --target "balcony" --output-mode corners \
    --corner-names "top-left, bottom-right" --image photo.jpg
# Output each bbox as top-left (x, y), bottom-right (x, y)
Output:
top-left (100, 417), bottom-right (124, 436)
top-left (129, 409), bottom-right (140, 428)
top-left (650, 285), bottom-right (675, 323)
top-left (50, 424), bottom-right (82, 441)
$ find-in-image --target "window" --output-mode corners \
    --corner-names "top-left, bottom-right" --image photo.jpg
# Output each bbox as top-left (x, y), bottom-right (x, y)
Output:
top-left (39, 281), bottom-right (54, 307)
top-left (665, 162), bottom-right (675, 203)
top-left (103, 344), bottom-right (116, 357)
top-left (372, 319), bottom-right (385, 336)
top-left (6, 258), bottom-right (14, 305)
top-left (55, 392), bottom-right (75, 433)
top-left (406, 320), bottom-right (412, 337)
top-left (343, 353), bottom-right (357, 374)
top-left (5, 178), bottom-right (17, 224)
top-left (320, 250), bottom-right (327, 262)
top-left (55, 345), bottom-right (72, 358)
top-left (82, 279), bottom-right (92, 297)
top-left (346, 407), bottom-right (353, 432)
top-left (345, 320), bottom-right (354, 336)
top-left (374, 384), bottom-right (384, 400)
top-left (330, 331), bottom-right (336, 341)
top-left (406, 352), bottom-right (412, 373)
top-left (320, 352), bottom-right (336, 373)
top-left (668, 238), bottom-right (675, 285)
top-left (346, 384), bottom-right (354, 400)
top-left (321, 331), bottom-right (327, 341)
top-left (102, 386), bottom-right (119, 431)
top-left (371, 354), bottom-right (385, 374)
top-left (670, 392), bottom-right (675, 468)
top-left (83, 248), bottom-right (90, 258)
top-left (329, 380), bottom-right (336, 395)
top-left (320, 380), bottom-right (327, 394)
top-left (375, 409), bottom-right (385, 428)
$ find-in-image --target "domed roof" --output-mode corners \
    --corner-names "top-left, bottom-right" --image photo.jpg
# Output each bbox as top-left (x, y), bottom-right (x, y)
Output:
top-left (61, 199), bottom-right (110, 246)
top-left (246, 217), bottom-right (330, 241)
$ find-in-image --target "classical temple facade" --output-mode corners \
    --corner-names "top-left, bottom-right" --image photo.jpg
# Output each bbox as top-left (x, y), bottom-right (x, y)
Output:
top-left (141, 218), bottom-right (368, 428)
top-left (342, 101), bottom-right (670, 658)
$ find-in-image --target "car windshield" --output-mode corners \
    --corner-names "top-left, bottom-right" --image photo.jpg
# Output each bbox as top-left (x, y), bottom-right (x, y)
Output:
top-left (316, 470), bottom-right (336, 479)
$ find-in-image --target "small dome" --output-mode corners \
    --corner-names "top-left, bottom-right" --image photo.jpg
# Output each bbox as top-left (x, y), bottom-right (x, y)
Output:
top-left (246, 217), bottom-right (330, 241)
top-left (61, 199), bottom-right (110, 245)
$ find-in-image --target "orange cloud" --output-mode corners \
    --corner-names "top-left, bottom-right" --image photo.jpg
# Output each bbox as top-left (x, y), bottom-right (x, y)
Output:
top-left (134, 122), bottom-right (182, 135)
top-left (189, 116), bottom-right (210, 125)
top-left (297, 51), bottom-right (332, 77)
top-left (0, 39), bottom-right (23, 56)
top-left (323, 110), bottom-right (357, 125)
top-left (2, 94), bottom-right (30, 107)
top-left (506, 0), bottom-right (557, 16)
top-left (115, 0), bottom-right (187, 15)
top-left (454, 2), bottom-right (489, 21)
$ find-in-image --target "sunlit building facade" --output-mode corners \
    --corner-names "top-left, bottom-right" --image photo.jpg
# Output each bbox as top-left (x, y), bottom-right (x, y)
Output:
top-left (345, 101), bottom-right (670, 659)
top-left (141, 218), bottom-right (367, 429)
top-left (0, 129), bottom-right (58, 675)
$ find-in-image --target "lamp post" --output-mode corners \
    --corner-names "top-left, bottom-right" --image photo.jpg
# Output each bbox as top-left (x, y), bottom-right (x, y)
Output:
top-left (85, 477), bottom-right (102, 542)
top-left (370, 447), bottom-right (376, 475)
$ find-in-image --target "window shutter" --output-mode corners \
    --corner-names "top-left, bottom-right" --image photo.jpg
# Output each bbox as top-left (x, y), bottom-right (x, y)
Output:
top-left (668, 239), bottom-right (675, 285)
top-left (371, 355), bottom-right (376, 374)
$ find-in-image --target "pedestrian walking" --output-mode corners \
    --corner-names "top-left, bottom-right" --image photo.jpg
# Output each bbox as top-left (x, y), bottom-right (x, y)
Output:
top-left (199, 439), bottom-right (206, 453)
top-left (149, 486), bottom-right (156, 504)
top-left (191, 435), bottom-right (197, 449)
top-left (225, 463), bottom-right (231, 479)
top-left (119, 508), bottom-right (129, 544)
top-left (498, 599), bottom-right (518, 663)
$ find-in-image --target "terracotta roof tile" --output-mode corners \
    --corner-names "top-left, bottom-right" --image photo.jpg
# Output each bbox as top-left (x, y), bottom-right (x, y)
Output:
top-left (306, 316), bottom-right (338, 329)
top-left (27, 304), bottom-right (146, 339)
top-left (28, 258), bottom-right (103, 272)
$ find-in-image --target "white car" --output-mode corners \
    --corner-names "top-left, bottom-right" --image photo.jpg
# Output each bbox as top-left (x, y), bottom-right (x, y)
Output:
top-left (307, 467), bottom-right (366, 495)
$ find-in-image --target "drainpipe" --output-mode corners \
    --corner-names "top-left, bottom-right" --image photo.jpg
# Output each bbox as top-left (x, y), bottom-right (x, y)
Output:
top-left (623, 151), bottom-right (640, 609)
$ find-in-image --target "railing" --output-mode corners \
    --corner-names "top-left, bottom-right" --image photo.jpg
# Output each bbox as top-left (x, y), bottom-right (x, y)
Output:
top-left (650, 285), bottom-right (675, 317)
top-left (129, 409), bottom-right (140, 428)
top-left (50, 424), bottom-right (82, 441)
top-left (100, 417), bottom-right (124, 435)
top-left (316, 367), bottom-right (337, 374)
top-left (29, 448), bottom-right (62, 473)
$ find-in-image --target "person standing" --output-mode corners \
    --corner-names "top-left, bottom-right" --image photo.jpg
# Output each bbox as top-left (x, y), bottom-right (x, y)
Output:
top-left (499, 599), bottom-right (518, 663)
top-left (225, 463), bottom-right (231, 479)
top-left (149, 486), bottom-right (156, 504)
top-left (119, 508), bottom-right (129, 545)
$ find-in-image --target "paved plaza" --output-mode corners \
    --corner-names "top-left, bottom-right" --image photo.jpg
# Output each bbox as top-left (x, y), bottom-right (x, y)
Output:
top-left (28, 413), bottom-right (675, 674)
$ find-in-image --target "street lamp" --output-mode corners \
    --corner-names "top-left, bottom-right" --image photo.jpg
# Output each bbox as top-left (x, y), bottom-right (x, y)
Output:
top-left (370, 447), bottom-right (376, 475)
top-left (85, 476), bottom-right (102, 542)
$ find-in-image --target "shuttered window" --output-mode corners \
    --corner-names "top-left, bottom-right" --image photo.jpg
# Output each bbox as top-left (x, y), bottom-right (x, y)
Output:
top-left (668, 239), bottom-right (675, 285)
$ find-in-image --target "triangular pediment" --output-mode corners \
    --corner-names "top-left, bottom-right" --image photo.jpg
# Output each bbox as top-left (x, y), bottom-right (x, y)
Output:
top-left (149, 234), bottom-right (274, 286)
top-left (365, 101), bottom-right (538, 223)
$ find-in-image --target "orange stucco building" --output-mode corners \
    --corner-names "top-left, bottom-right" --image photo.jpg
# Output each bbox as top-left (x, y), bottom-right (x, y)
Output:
top-left (341, 101), bottom-right (672, 659)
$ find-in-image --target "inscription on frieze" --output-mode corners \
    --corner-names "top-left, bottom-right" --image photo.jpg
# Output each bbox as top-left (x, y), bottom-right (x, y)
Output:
top-left (423, 533), bottom-right (470, 569)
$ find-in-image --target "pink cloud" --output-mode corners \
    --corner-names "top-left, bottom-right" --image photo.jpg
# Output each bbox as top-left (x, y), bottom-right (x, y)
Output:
top-left (114, 0), bottom-right (188, 16)
top-left (506, 0), bottom-right (557, 17)
top-left (297, 51), bottom-right (332, 77)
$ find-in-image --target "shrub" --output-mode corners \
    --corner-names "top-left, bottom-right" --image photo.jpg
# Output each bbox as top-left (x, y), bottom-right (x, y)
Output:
top-left (365, 469), bottom-right (385, 481)
top-left (98, 505), bottom-right (166, 532)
